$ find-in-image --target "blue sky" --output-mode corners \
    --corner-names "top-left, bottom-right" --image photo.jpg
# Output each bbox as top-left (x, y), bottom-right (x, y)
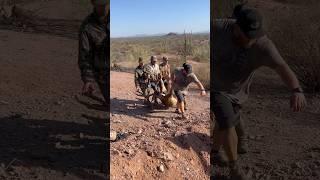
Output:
top-left (111, 0), bottom-right (210, 37)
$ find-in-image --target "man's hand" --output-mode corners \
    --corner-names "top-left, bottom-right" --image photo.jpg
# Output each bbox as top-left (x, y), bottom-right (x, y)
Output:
top-left (200, 90), bottom-right (206, 96)
top-left (290, 93), bottom-right (307, 112)
top-left (82, 82), bottom-right (95, 96)
top-left (136, 87), bottom-right (141, 93)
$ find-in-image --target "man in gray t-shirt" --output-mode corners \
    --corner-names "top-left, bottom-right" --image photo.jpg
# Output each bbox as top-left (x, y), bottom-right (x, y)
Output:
top-left (211, 8), bottom-right (306, 179)
top-left (171, 63), bottom-right (206, 119)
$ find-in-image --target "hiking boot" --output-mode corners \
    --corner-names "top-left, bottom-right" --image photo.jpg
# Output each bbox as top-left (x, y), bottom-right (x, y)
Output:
top-left (230, 165), bottom-right (249, 180)
top-left (175, 109), bottom-right (181, 114)
top-left (238, 136), bottom-right (248, 154)
top-left (211, 150), bottom-right (228, 167)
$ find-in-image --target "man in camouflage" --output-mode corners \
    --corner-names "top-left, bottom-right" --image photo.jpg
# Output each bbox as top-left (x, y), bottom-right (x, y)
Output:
top-left (78, 0), bottom-right (109, 103)
top-left (159, 56), bottom-right (171, 92)
top-left (134, 57), bottom-right (145, 93)
top-left (143, 55), bottom-right (162, 93)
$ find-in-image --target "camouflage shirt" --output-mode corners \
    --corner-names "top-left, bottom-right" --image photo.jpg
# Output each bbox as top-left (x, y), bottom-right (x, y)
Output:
top-left (134, 65), bottom-right (145, 87)
top-left (159, 63), bottom-right (171, 81)
top-left (78, 11), bottom-right (110, 83)
top-left (143, 63), bottom-right (161, 82)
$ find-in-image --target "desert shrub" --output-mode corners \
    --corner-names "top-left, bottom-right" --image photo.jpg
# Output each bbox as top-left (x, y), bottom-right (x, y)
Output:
top-left (111, 34), bottom-right (210, 73)
top-left (125, 44), bottom-right (151, 62)
top-left (193, 43), bottom-right (210, 62)
top-left (193, 63), bottom-right (210, 89)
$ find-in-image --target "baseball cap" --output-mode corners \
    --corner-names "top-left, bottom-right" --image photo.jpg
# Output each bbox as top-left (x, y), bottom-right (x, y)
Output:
top-left (232, 3), bottom-right (248, 18)
top-left (138, 57), bottom-right (143, 63)
top-left (151, 56), bottom-right (157, 62)
top-left (236, 8), bottom-right (264, 39)
top-left (183, 63), bottom-right (192, 74)
top-left (92, 0), bottom-right (108, 5)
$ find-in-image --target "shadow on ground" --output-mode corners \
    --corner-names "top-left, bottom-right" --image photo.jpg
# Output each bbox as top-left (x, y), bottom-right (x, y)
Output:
top-left (110, 97), bottom-right (167, 121)
top-left (0, 114), bottom-right (107, 180)
top-left (167, 132), bottom-right (211, 175)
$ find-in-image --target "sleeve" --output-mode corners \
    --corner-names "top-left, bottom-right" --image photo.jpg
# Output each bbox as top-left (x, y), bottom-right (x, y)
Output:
top-left (78, 29), bottom-right (95, 83)
top-left (260, 39), bottom-right (286, 69)
top-left (134, 70), bottom-right (138, 87)
top-left (191, 73), bottom-right (200, 84)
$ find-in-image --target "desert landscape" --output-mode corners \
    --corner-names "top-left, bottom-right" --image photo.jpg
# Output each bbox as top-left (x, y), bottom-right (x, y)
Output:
top-left (0, 0), bottom-right (319, 179)
top-left (211, 0), bottom-right (320, 179)
top-left (110, 32), bottom-right (211, 179)
top-left (0, 0), bottom-right (107, 179)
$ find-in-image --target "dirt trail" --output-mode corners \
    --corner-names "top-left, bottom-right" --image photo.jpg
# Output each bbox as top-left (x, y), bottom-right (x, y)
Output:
top-left (110, 71), bottom-right (211, 179)
top-left (0, 29), bottom-right (107, 179)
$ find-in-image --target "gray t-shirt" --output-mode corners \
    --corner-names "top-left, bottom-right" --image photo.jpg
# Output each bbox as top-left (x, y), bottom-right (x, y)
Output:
top-left (213, 19), bottom-right (286, 104)
top-left (173, 67), bottom-right (200, 91)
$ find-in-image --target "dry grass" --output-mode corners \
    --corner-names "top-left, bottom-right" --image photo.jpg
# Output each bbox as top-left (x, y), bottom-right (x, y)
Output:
top-left (111, 34), bottom-right (210, 89)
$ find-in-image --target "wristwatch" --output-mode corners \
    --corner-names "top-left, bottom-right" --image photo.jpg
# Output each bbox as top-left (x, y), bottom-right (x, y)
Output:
top-left (292, 87), bottom-right (303, 93)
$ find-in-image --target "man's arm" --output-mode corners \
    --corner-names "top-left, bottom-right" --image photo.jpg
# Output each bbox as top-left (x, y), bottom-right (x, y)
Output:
top-left (168, 65), bottom-right (171, 79)
top-left (260, 38), bottom-right (307, 112)
top-left (192, 74), bottom-right (206, 96)
top-left (78, 30), bottom-right (95, 83)
top-left (169, 72), bottom-right (175, 94)
top-left (274, 63), bottom-right (306, 112)
top-left (196, 81), bottom-right (205, 91)
top-left (134, 70), bottom-right (139, 89)
top-left (274, 63), bottom-right (300, 90)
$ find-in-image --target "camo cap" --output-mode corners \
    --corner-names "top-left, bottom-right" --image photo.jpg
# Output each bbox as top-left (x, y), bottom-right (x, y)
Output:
top-left (91, 0), bottom-right (108, 5)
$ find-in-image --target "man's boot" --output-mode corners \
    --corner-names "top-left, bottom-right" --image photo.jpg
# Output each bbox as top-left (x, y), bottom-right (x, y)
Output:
top-left (211, 149), bottom-right (228, 167)
top-left (230, 161), bottom-right (249, 180)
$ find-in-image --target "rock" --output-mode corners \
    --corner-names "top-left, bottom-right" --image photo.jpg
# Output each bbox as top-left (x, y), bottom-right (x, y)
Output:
top-left (292, 162), bottom-right (303, 169)
top-left (312, 170), bottom-right (319, 177)
top-left (125, 149), bottom-right (134, 155)
top-left (255, 135), bottom-right (263, 140)
top-left (111, 149), bottom-right (121, 156)
top-left (308, 153), bottom-right (316, 159)
top-left (158, 165), bottom-right (165, 172)
top-left (246, 169), bottom-right (253, 178)
top-left (162, 120), bottom-right (172, 128)
top-left (79, 133), bottom-right (84, 139)
top-left (55, 142), bottom-right (62, 148)
top-left (0, 100), bottom-right (9, 105)
top-left (163, 152), bottom-right (174, 161)
top-left (54, 101), bottom-right (64, 106)
top-left (110, 131), bottom-right (117, 141)
top-left (314, 160), bottom-right (320, 166)
top-left (146, 150), bottom-right (155, 157)
top-left (137, 129), bottom-right (143, 134)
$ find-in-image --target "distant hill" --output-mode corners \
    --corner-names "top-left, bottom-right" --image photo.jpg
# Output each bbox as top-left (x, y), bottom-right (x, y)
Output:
top-left (165, 32), bottom-right (178, 37)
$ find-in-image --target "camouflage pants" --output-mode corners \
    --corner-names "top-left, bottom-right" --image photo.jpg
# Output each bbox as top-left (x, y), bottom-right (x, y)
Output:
top-left (95, 71), bottom-right (108, 103)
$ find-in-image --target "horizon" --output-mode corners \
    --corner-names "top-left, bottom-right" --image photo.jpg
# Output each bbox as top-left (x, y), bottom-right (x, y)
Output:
top-left (111, 0), bottom-right (210, 38)
top-left (110, 30), bottom-right (210, 38)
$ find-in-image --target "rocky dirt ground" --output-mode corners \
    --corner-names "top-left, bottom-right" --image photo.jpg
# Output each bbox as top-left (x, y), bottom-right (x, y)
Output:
top-left (210, 0), bottom-right (320, 179)
top-left (110, 71), bottom-right (211, 179)
top-left (212, 68), bottom-right (320, 180)
top-left (110, 68), bottom-right (320, 180)
top-left (0, 0), bottom-right (319, 179)
top-left (0, 1), bottom-right (107, 179)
